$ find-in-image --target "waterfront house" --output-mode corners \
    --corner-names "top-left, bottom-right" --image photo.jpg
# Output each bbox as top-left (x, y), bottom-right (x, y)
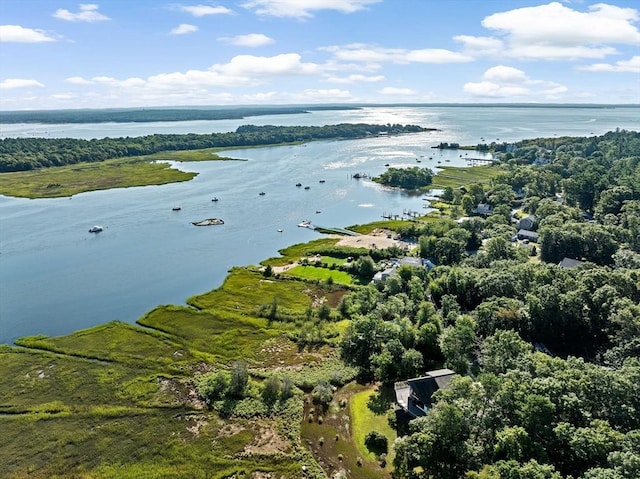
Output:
top-left (394, 369), bottom-right (456, 420)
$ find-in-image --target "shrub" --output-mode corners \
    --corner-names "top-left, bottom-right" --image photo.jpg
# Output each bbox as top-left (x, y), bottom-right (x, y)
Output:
top-left (312, 381), bottom-right (334, 405)
top-left (364, 430), bottom-right (388, 455)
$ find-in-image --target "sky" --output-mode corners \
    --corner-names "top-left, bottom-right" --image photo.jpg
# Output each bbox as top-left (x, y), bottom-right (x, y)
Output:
top-left (0, 0), bottom-right (639, 110)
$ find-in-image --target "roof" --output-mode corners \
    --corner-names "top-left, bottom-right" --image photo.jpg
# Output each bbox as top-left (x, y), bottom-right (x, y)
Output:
top-left (517, 229), bottom-right (539, 239)
top-left (394, 368), bottom-right (456, 418)
top-left (558, 257), bottom-right (584, 269)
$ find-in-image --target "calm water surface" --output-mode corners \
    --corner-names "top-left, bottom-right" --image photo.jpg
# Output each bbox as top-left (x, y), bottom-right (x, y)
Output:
top-left (1, 106), bottom-right (638, 343)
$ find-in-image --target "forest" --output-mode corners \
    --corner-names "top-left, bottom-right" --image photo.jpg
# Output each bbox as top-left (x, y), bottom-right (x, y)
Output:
top-left (335, 129), bottom-right (640, 478)
top-left (0, 123), bottom-right (427, 172)
top-left (0, 105), bottom-right (359, 124)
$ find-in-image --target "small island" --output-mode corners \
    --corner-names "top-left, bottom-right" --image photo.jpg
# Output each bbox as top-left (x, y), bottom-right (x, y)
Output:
top-left (374, 166), bottom-right (434, 189)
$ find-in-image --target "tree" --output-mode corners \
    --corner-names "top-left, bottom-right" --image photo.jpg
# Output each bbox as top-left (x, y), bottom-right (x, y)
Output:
top-left (356, 255), bottom-right (376, 278)
top-left (480, 330), bottom-right (531, 374)
top-left (229, 360), bottom-right (249, 398)
top-left (439, 315), bottom-right (477, 374)
top-left (365, 430), bottom-right (388, 455)
top-left (312, 381), bottom-right (333, 405)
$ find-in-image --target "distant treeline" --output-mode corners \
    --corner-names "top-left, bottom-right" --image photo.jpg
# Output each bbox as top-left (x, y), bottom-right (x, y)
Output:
top-left (0, 123), bottom-right (427, 172)
top-left (0, 105), bottom-right (359, 124)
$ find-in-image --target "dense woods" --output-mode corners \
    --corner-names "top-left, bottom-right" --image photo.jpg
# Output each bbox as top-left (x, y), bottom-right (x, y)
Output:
top-left (0, 123), bottom-right (427, 172)
top-left (375, 166), bottom-right (434, 189)
top-left (335, 129), bottom-right (640, 478)
top-left (0, 105), bottom-right (358, 124)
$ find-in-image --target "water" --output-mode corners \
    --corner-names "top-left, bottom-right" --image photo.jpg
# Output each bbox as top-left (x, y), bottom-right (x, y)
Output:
top-left (1, 105), bottom-right (638, 343)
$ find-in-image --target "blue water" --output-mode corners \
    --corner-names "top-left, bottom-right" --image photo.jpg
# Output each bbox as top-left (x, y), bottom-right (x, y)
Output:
top-left (1, 105), bottom-right (638, 343)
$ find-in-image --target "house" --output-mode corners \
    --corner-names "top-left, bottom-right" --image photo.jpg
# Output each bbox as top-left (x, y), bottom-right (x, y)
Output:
top-left (517, 215), bottom-right (537, 231)
top-left (394, 368), bottom-right (456, 419)
top-left (558, 257), bottom-right (584, 269)
top-left (472, 203), bottom-right (493, 216)
top-left (517, 229), bottom-right (539, 243)
top-left (373, 257), bottom-right (434, 282)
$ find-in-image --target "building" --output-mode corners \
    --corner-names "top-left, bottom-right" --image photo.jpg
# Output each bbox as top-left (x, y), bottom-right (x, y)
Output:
top-left (472, 203), bottom-right (493, 216)
top-left (558, 257), bottom-right (584, 269)
top-left (516, 229), bottom-right (539, 243)
top-left (394, 368), bottom-right (456, 419)
top-left (517, 215), bottom-right (537, 231)
top-left (372, 256), bottom-right (434, 282)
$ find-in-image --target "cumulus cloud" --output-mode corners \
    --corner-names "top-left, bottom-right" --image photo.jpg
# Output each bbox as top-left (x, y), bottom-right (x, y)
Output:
top-left (322, 43), bottom-right (473, 64)
top-left (212, 53), bottom-right (320, 76)
top-left (579, 55), bottom-right (640, 73)
top-left (378, 86), bottom-right (416, 96)
top-left (170, 24), bottom-right (199, 35)
top-left (454, 35), bottom-right (504, 57)
top-left (0, 25), bottom-right (57, 42)
top-left (53, 4), bottom-right (110, 22)
top-left (464, 66), bottom-right (568, 99)
top-left (326, 74), bottom-right (385, 84)
top-left (481, 2), bottom-right (640, 59)
top-left (241, 0), bottom-right (380, 19)
top-left (0, 78), bottom-right (45, 89)
top-left (62, 53), bottom-right (323, 98)
top-left (218, 33), bottom-right (274, 47)
top-left (178, 4), bottom-right (232, 16)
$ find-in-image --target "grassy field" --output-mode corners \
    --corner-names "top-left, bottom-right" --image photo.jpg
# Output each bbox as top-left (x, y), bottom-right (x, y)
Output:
top-left (284, 265), bottom-right (354, 285)
top-left (431, 164), bottom-right (502, 189)
top-left (261, 238), bottom-right (342, 267)
top-left (350, 387), bottom-right (397, 465)
top-left (0, 149), bottom-right (244, 199)
top-left (0, 221), bottom-right (405, 477)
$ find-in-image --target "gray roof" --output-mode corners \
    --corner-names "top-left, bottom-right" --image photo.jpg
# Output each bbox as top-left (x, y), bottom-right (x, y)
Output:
top-left (394, 368), bottom-right (456, 418)
top-left (558, 257), bottom-right (584, 269)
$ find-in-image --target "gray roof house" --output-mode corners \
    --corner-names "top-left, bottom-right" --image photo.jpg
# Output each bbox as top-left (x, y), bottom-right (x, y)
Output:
top-left (472, 203), bottom-right (493, 216)
top-left (394, 368), bottom-right (456, 419)
top-left (517, 215), bottom-right (537, 231)
top-left (558, 257), bottom-right (585, 269)
top-left (517, 229), bottom-right (539, 242)
top-left (373, 257), bottom-right (434, 282)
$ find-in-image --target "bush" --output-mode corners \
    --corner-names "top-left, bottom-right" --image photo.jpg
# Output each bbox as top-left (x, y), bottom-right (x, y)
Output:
top-left (312, 381), bottom-right (334, 405)
top-left (364, 430), bottom-right (388, 455)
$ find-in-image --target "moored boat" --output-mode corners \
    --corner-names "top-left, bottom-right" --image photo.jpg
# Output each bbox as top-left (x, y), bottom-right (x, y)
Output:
top-left (88, 225), bottom-right (103, 233)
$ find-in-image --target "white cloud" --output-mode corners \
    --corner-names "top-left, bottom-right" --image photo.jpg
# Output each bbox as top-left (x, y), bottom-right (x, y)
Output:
top-left (0, 78), bottom-right (45, 89)
top-left (454, 35), bottom-right (504, 57)
top-left (218, 33), bottom-right (274, 47)
top-left (241, 0), bottom-right (380, 19)
top-left (378, 87), bottom-right (416, 96)
top-left (0, 25), bottom-right (57, 42)
top-left (464, 66), bottom-right (568, 99)
top-left (179, 4), bottom-right (232, 16)
top-left (323, 44), bottom-right (472, 64)
top-left (170, 24), bottom-right (199, 35)
top-left (579, 55), bottom-right (640, 73)
top-left (53, 4), bottom-right (110, 22)
top-left (482, 2), bottom-right (640, 60)
top-left (213, 53), bottom-right (320, 76)
top-left (65, 76), bottom-right (93, 85)
top-left (326, 74), bottom-right (385, 84)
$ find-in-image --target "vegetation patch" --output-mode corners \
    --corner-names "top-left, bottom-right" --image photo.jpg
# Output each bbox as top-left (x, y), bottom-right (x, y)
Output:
top-left (431, 164), bottom-right (501, 189)
top-left (0, 156), bottom-right (196, 198)
top-left (284, 265), bottom-right (354, 285)
top-left (350, 388), bottom-right (396, 465)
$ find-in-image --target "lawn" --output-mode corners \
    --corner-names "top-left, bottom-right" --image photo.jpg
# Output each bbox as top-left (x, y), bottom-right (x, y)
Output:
top-left (350, 387), bottom-right (397, 465)
top-left (284, 265), bottom-right (354, 285)
top-left (431, 164), bottom-right (502, 189)
top-left (261, 238), bottom-right (341, 267)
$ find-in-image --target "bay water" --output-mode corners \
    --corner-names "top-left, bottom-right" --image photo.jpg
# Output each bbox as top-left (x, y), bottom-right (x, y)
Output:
top-left (1, 105), bottom-right (638, 343)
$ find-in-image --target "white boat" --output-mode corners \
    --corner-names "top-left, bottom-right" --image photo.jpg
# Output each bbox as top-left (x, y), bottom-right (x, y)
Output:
top-left (88, 225), bottom-right (103, 233)
top-left (297, 220), bottom-right (311, 228)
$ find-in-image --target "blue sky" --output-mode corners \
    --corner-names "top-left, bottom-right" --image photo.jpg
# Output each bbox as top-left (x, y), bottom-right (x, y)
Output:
top-left (1, 0), bottom-right (638, 109)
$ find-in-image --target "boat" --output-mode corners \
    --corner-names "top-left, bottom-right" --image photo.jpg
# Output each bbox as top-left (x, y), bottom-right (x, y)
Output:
top-left (88, 225), bottom-right (103, 233)
top-left (211, 197), bottom-right (219, 202)
top-left (298, 220), bottom-right (311, 228)
top-left (259, 192), bottom-right (266, 196)
top-left (304, 186), bottom-right (310, 190)
top-left (277, 229), bottom-right (283, 232)
top-left (319, 179), bottom-right (326, 183)
top-left (172, 206), bottom-right (181, 211)
top-left (316, 210), bottom-right (321, 214)
top-left (384, 163), bottom-right (390, 167)
top-left (192, 218), bottom-right (224, 226)
top-left (295, 183), bottom-right (302, 187)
